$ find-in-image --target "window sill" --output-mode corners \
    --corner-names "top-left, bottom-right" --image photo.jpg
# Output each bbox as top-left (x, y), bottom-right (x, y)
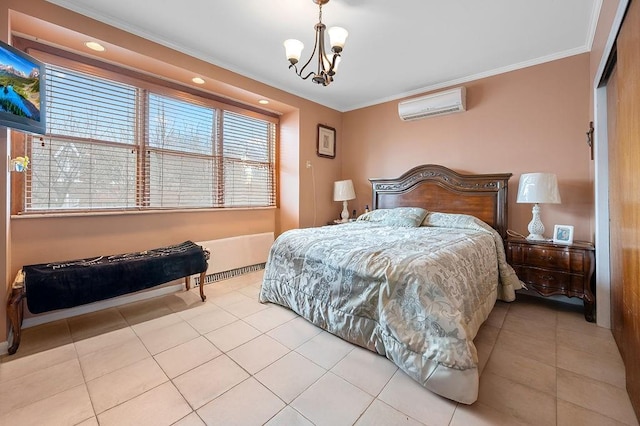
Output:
top-left (11, 206), bottom-right (276, 220)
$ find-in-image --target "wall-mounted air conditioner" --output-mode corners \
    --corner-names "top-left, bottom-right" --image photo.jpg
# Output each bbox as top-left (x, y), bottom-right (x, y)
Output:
top-left (398, 86), bottom-right (466, 121)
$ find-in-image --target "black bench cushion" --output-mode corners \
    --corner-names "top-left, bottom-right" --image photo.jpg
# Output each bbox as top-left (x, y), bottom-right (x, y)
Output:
top-left (23, 241), bottom-right (208, 314)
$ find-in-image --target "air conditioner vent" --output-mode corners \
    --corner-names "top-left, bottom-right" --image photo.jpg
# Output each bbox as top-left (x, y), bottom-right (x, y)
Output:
top-left (398, 87), bottom-right (466, 121)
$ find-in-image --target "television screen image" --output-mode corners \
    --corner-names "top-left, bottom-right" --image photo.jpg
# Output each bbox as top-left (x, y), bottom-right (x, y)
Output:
top-left (0, 39), bottom-right (46, 135)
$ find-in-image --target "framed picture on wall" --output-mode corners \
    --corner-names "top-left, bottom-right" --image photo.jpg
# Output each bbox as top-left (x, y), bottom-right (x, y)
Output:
top-left (317, 124), bottom-right (336, 158)
top-left (553, 224), bottom-right (574, 245)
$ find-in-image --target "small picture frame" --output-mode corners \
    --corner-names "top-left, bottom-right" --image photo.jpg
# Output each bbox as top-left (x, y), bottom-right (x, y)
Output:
top-left (317, 124), bottom-right (336, 158)
top-left (553, 224), bottom-right (574, 245)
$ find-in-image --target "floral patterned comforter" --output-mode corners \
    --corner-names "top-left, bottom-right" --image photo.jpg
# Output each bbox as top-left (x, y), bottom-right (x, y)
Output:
top-left (259, 212), bottom-right (522, 403)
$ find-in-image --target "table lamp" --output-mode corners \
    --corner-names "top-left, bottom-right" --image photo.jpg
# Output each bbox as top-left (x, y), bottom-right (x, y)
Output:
top-left (333, 179), bottom-right (356, 222)
top-left (516, 173), bottom-right (561, 240)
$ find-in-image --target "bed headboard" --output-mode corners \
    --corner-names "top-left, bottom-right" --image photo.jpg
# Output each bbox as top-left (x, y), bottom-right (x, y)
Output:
top-left (369, 164), bottom-right (512, 239)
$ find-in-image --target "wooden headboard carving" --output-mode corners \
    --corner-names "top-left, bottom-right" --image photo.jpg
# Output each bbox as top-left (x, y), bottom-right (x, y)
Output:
top-left (370, 164), bottom-right (512, 239)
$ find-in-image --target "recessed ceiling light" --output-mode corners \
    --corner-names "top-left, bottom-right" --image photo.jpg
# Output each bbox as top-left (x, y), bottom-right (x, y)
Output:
top-left (192, 77), bottom-right (205, 84)
top-left (258, 99), bottom-right (269, 105)
top-left (85, 41), bottom-right (106, 52)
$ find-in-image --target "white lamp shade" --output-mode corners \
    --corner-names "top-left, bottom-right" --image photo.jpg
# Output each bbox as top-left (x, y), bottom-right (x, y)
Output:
top-left (517, 173), bottom-right (561, 204)
top-left (328, 27), bottom-right (348, 50)
top-left (333, 179), bottom-right (356, 201)
top-left (284, 39), bottom-right (304, 62)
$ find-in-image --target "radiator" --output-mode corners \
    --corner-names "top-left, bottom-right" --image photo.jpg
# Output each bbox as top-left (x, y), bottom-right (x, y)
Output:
top-left (195, 232), bottom-right (274, 285)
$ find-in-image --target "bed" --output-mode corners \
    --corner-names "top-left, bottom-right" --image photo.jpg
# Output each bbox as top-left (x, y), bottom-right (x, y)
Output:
top-left (259, 164), bottom-right (523, 404)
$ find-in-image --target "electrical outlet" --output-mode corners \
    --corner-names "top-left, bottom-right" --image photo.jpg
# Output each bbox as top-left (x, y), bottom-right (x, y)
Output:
top-left (306, 160), bottom-right (312, 169)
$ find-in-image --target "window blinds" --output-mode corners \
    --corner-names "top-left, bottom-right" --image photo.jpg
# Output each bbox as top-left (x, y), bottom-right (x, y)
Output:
top-left (24, 63), bottom-right (276, 213)
top-left (222, 111), bottom-right (276, 207)
top-left (146, 92), bottom-right (217, 208)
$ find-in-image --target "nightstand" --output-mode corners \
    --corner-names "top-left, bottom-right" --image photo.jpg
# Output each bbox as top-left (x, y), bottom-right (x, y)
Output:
top-left (506, 237), bottom-right (596, 322)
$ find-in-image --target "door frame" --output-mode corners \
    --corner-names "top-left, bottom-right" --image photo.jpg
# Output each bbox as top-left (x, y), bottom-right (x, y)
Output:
top-left (593, 0), bottom-right (629, 328)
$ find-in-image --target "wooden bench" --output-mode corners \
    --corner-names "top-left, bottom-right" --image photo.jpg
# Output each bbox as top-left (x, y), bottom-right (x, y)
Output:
top-left (6, 241), bottom-right (209, 355)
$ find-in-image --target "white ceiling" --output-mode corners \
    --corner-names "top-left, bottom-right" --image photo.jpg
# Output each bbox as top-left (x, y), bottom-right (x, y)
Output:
top-left (45, 0), bottom-right (601, 112)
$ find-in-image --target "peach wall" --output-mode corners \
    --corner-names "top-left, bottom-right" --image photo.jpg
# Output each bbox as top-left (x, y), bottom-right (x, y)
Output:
top-left (10, 210), bottom-right (277, 270)
top-left (342, 54), bottom-right (593, 242)
top-left (300, 115), bottom-right (345, 227)
top-left (279, 110), bottom-right (301, 234)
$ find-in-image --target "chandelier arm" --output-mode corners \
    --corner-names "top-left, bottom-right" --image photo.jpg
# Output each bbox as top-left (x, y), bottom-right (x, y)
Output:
top-left (316, 27), bottom-right (326, 76)
top-left (301, 71), bottom-right (316, 80)
top-left (326, 52), bottom-right (339, 76)
top-left (300, 70), bottom-right (317, 80)
top-left (289, 63), bottom-right (316, 80)
top-left (314, 24), bottom-right (332, 84)
top-left (295, 24), bottom-right (321, 79)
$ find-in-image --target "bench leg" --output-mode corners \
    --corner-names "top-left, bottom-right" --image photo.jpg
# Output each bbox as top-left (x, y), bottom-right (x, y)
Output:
top-left (199, 271), bottom-right (207, 302)
top-left (183, 274), bottom-right (206, 302)
top-left (7, 286), bottom-right (25, 355)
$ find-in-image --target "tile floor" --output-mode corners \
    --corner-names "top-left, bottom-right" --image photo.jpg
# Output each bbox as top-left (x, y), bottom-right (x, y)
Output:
top-left (1, 270), bottom-right (638, 426)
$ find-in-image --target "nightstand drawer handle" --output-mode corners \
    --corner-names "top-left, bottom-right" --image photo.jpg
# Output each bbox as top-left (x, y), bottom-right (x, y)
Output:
top-left (534, 256), bottom-right (556, 262)
top-left (540, 275), bottom-right (556, 281)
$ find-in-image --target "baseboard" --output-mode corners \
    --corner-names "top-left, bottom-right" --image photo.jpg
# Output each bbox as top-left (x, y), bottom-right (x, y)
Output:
top-left (0, 340), bottom-right (8, 356)
top-left (22, 283), bottom-right (185, 329)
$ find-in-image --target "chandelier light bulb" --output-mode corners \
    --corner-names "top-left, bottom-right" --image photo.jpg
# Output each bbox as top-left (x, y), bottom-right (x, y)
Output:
top-left (327, 27), bottom-right (348, 52)
top-left (284, 39), bottom-right (304, 65)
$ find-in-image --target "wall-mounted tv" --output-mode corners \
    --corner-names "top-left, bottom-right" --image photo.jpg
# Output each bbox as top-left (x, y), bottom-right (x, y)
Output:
top-left (0, 39), bottom-right (46, 135)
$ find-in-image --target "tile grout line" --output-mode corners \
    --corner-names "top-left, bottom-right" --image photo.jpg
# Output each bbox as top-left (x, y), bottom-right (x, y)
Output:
top-left (72, 336), bottom-right (100, 423)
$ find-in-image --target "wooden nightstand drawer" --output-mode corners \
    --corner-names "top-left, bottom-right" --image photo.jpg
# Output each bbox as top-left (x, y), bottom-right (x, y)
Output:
top-left (521, 246), bottom-right (570, 270)
top-left (512, 266), bottom-right (585, 295)
top-left (508, 242), bottom-right (590, 273)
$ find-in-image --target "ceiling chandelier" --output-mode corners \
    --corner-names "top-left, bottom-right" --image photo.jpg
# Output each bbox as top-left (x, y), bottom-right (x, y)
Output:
top-left (284, 0), bottom-right (348, 86)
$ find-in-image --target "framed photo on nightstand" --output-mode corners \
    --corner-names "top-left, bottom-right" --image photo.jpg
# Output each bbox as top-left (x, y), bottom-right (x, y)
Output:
top-left (553, 224), bottom-right (574, 244)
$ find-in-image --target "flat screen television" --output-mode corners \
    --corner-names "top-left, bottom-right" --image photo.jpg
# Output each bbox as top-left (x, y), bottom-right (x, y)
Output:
top-left (0, 39), bottom-right (46, 135)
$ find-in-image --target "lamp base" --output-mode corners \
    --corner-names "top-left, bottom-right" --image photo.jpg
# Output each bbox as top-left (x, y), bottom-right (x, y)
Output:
top-left (341, 200), bottom-right (350, 222)
top-left (526, 233), bottom-right (546, 241)
top-left (526, 203), bottom-right (546, 241)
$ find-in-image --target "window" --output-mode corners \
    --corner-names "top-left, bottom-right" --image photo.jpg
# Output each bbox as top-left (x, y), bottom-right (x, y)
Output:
top-left (146, 93), bottom-right (216, 208)
top-left (28, 66), bottom-right (138, 210)
top-left (222, 111), bottom-right (276, 207)
top-left (22, 62), bottom-right (277, 213)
